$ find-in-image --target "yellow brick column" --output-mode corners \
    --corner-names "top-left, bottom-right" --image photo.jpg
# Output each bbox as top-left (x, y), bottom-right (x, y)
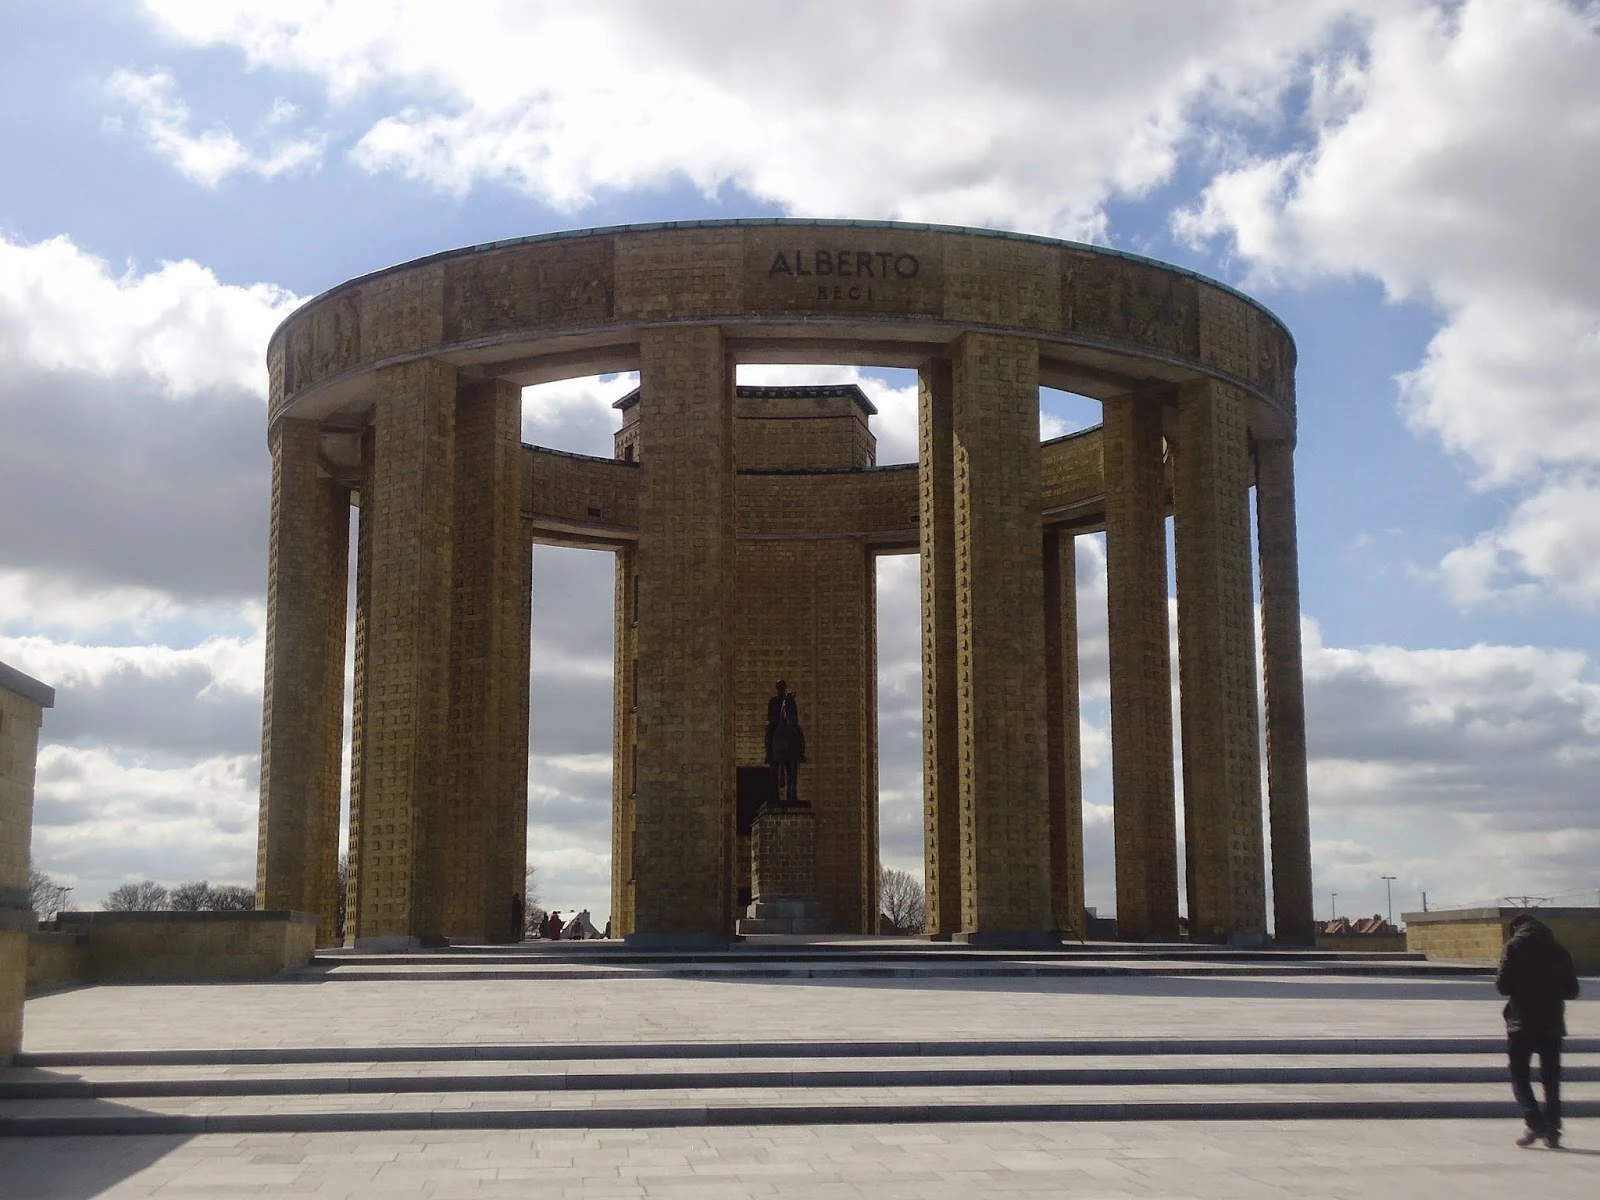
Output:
top-left (950, 332), bottom-right (1055, 946)
top-left (611, 546), bottom-right (637, 936)
top-left (344, 432), bottom-right (373, 946)
top-left (630, 328), bottom-right (735, 945)
top-left (352, 359), bottom-right (457, 948)
top-left (1043, 530), bottom-right (1085, 939)
top-left (256, 418), bottom-right (349, 946)
top-left (917, 359), bottom-right (961, 937)
top-left (1172, 378), bottom-right (1266, 942)
top-left (445, 379), bottom-right (533, 942)
top-left (1257, 438), bottom-right (1315, 945)
top-left (1103, 391), bottom-right (1179, 939)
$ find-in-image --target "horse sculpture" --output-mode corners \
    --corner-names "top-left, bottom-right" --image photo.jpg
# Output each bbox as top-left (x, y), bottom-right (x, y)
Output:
top-left (764, 678), bottom-right (807, 806)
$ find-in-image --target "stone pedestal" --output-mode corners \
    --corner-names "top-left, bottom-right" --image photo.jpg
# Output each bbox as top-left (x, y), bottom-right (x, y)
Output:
top-left (737, 806), bottom-right (827, 935)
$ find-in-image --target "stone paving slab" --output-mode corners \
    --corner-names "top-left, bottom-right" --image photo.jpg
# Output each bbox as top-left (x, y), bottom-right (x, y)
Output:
top-left (24, 974), bottom-right (1595, 1052)
top-left (0, 1120), bottom-right (1595, 1198)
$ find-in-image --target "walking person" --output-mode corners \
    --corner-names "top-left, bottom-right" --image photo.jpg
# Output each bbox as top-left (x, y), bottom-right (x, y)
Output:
top-left (510, 893), bottom-right (524, 942)
top-left (1496, 912), bottom-right (1580, 1148)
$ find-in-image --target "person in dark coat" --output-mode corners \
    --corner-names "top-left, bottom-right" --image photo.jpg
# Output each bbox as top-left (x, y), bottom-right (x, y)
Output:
top-left (547, 910), bottom-right (565, 941)
top-left (510, 893), bottom-right (524, 941)
top-left (1495, 913), bottom-right (1580, 1147)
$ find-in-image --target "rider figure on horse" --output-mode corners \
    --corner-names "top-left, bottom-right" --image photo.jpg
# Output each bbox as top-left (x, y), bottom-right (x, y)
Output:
top-left (764, 679), bottom-right (806, 806)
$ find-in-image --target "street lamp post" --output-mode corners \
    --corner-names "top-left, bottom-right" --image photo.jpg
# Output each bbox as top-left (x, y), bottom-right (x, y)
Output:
top-left (1381, 875), bottom-right (1397, 926)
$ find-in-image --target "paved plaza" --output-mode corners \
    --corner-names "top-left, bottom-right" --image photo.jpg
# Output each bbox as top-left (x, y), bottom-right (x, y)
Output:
top-left (11, 970), bottom-right (1590, 1050)
top-left (1, 965), bottom-right (1594, 1196)
top-left (3, 1118), bottom-right (1599, 1199)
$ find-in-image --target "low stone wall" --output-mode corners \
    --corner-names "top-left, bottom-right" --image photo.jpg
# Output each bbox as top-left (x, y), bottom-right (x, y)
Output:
top-left (1314, 933), bottom-right (1407, 954)
top-left (33, 911), bottom-right (317, 986)
top-left (1404, 907), bottom-right (1600, 970)
top-left (25, 930), bottom-right (88, 993)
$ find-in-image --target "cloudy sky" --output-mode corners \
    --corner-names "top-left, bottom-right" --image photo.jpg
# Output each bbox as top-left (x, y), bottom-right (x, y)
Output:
top-left (2, 0), bottom-right (1597, 929)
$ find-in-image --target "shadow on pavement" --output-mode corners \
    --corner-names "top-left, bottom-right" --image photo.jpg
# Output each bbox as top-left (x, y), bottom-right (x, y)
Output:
top-left (0, 1065), bottom-right (189, 1199)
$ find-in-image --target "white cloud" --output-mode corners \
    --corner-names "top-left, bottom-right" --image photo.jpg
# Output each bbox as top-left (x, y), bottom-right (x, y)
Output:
top-left (137, 0), bottom-right (1378, 237)
top-left (1175, 0), bottom-right (1600, 608)
top-left (31, 745), bottom-right (259, 906)
top-left (1437, 474), bottom-right (1600, 610)
top-left (0, 232), bottom-right (296, 398)
top-left (106, 68), bottom-right (324, 187)
top-left (0, 233), bottom-right (297, 606)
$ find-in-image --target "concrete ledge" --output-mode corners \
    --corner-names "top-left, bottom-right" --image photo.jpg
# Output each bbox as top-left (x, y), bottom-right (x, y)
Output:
top-left (5, 1062), bottom-right (1597, 1102)
top-left (41, 911), bottom-right (318, 984)
top-left (35, 1034), bottom-right (1587, 1069)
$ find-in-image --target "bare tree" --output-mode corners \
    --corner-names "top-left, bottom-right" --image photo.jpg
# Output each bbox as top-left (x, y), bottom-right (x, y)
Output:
top-left (207, 885), bottom-right (255, 912)
top-left (104, 881), bottom-right (169, 911)
top-left (879, 864), bottom-right (926, 935)
top-left (29, 869), bottom-right (73, 920)
top-left (170, 881), bottom-right (211, 912)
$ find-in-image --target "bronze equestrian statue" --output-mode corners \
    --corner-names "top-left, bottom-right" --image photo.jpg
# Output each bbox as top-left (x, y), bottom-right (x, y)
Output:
top-left (764, 679), bottom-right (806, 806)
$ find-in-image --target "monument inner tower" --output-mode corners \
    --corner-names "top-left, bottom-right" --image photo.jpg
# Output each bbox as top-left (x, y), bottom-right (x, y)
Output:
top-left (612, 384), bottom-right (882, 936)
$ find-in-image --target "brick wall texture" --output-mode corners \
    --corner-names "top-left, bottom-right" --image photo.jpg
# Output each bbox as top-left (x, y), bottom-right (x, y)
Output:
top-left (256, 419), bottom-right (348, 946)
top-left (1102, 392), bottom-right (1179, 939)
top-left (0, 689), bottom-right (45, 902)
top-left (445, 379), bottom-right (533, 942)
top-left (1173, 379), bottom-right (1265, 940)
top-left (750, 809), bottom-right (818, 900)
top-left (632, 329), bottom-right (737, 939)
top-left (951, 333), bottom-right (1053, 936)
top-left (1043, 530), bottom-right (1085, 937)
top-left (1256, 439), bottom-right (1314, 944)
top-left (917, 360), bottom-right (962, 935)
top-left (354, 359), bottom-right (457, 943)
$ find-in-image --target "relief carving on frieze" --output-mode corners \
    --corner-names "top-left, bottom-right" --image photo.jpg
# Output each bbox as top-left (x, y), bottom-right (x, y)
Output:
top-left (443, 240), bottom-right (614, 342)
top-left (311, 294), bottom-right (359, 381)
top-left (267, 338), bottom-right (286, 415)
top-left (1062, 252), bottom-right (1199, 360)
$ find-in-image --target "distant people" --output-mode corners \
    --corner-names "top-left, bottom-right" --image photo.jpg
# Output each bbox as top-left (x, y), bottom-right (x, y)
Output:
top-left (604, 919), bottom-right (612, 940)
top-left (1496, 913), bottom-right (1580, 1148)
top-left (547, 910), bottom-right (564, 941)
top-left (510, 893), bottom-right (524, 941)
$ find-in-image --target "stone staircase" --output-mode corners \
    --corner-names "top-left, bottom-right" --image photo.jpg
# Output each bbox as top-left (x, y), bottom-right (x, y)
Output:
top-left (4, 1036), bottom-right (1597, 1135)
top-left (6, 943), bottom-right (1593, 1136)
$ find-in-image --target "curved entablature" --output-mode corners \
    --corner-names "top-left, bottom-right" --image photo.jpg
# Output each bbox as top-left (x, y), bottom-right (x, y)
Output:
top-left (268, 219), bottom-right (1296, 443)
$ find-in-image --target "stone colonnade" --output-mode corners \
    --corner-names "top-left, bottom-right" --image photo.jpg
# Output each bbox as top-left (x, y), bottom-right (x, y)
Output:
top-left (257, 220), bottom-right (1314, 950)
